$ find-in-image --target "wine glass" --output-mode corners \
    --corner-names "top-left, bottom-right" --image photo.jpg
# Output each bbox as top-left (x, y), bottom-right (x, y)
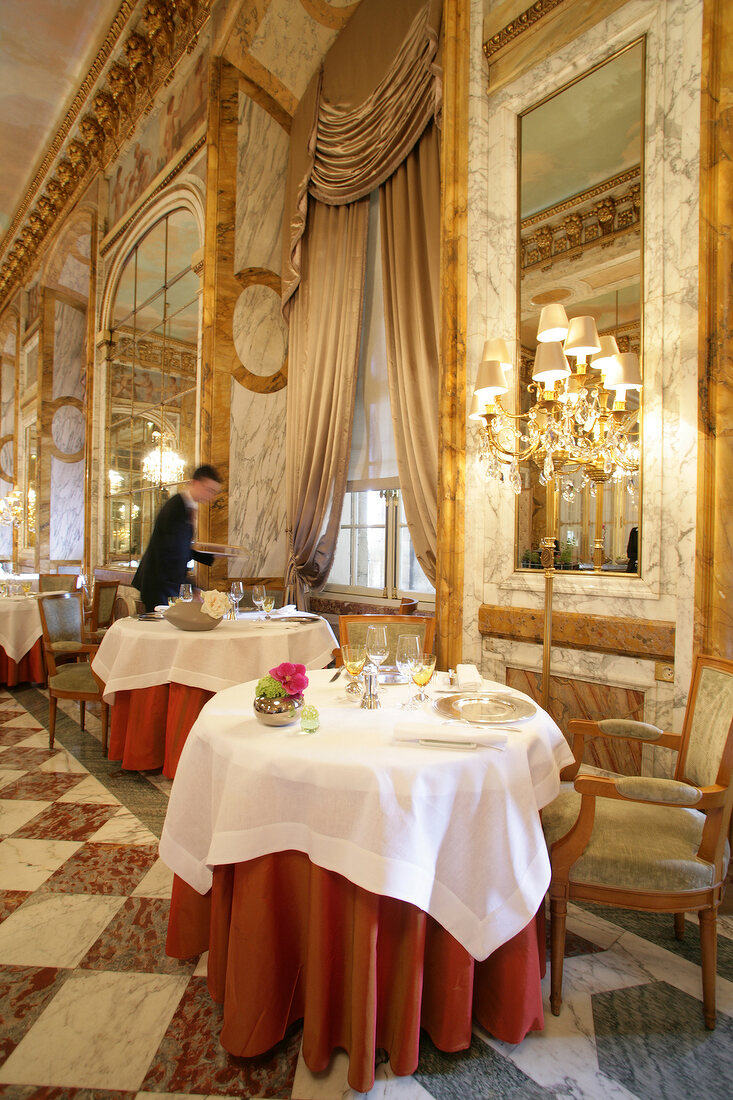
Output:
top-left (395, 635), bottom-right (421, 708)
top-left (252, 584), bottom-right (266, 617)
top-left (179, 583), bottom-right (193, 602)
top-left (365, 625), bottom-right (389, 672)
top-left (411, 652), bottom-right (437, 704)
top-left (262, 593), bottom-right (275, 620)
top-left (341, 644), bottom-right (366, 696)
top-left (230, 581), bottom-right (244, 618)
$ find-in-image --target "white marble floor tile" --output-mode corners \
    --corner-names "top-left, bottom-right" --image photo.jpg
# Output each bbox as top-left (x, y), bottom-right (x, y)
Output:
top-left (0, 891), bottom-right (125, 967)
top-left (291, 1048), bottom-right (431, 1100)
top-left (17, 732), bottom-right (52, 748)
top-left (87, 808), bottom-right (158, 846)
top-left (144, 773), bottom-right (173, 799)
top-left (192, 949), bottom-right (208, 977)
top-left (478, 994), bottom-right (640, 1100)
top-left (0, 798), bottom-right (50, 837)
top-left (1, 713), bottom-right (44, 728)
top-left (39, 748), bottom-right (88, 773)
top-left (0, 768), bottom-right (26, 791)
top-left (0, 837), bottom-right (81, 890)
top-left (57, 774), bottom-right (120, 805)
top-left (557, 941), bottom-right (657, 1001)
top-left (0, 969), bottom-right (190, 1091)
top-left (565, 904), bottom-right (627, 949)
top-left (132, 857), bottom-right (174, 898)
top-left (611, 927), bottom-right (733, 1018)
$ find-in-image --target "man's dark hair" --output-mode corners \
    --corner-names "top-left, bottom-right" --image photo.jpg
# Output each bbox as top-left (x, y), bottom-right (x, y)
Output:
top-left (192, 464), bottom-right (221, 483)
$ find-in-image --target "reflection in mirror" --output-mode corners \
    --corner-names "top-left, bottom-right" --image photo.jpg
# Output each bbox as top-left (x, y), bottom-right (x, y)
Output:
top-left (516, 40), bottom-right (644, 574)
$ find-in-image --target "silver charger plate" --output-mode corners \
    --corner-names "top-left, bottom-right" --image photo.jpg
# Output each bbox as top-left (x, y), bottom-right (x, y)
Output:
top-left (432, 691), bottom-right (536, 725)
top-left (379, 667), bottom-right (407, 684)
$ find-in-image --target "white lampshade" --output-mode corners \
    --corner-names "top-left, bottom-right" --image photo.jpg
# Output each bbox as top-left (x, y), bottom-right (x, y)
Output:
top-left (563, 316), bottom-right (601, 360)
top-left (606, 351), bottom-right (642, 391)
top-left (537, 304), bottom-right (569, 343)
top-left (590, 334), bottom-right (620, 373)
top-left (468, 392), bottom-right (487, 421)
top-left (481, 337), bottom-right (513, 371)
top-left (532, 341), bottom-right (570, 386)
top-left (474, 359), bottom-right (508, 402)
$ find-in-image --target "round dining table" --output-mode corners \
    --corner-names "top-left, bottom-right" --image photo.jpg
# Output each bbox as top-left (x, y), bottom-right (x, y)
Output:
top-left (92, 609), bottom-right (337, 777)
top-left (0, 594), bottom-right (45, 686)
top-left (160, 667), bottom-right (574, 1091)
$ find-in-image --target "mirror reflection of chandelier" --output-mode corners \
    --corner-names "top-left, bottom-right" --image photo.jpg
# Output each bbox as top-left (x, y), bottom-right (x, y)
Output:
top-left (0, 487), bottom-right (27, 528)
top-left (142, 431), bottom-right (186, 486)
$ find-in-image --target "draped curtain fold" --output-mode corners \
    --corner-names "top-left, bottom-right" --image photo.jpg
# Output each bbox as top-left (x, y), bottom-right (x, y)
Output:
top-left (283, 0), bottom-right (442, 606)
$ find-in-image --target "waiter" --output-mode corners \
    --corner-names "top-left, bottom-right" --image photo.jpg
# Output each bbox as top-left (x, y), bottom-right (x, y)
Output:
top-left (133, 465), bottom-right (221, 612)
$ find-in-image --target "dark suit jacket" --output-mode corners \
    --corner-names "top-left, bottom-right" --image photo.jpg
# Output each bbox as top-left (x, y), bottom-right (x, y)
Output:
top-left (133, 493), bottom-right (214, 611)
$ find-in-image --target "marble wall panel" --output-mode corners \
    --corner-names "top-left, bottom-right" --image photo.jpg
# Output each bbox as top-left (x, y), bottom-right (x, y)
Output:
top-left (228, 379), bottom-right (287, 579)
top-left (51, 406), bottom-right (85, 456)
top-left (235, 95), bottom-right (289, 275)
top-left (248, 0), bottom-right (339, 103)
top-left (1, 357), bottom-right (13, 435)
top-left (466, 0), bottom-right (702, 721)
top-left (232, 285), bottom-right (288, 376)
top-left (52, 302), bottom-right (85, 400)
top-left (50, 457), bottom-right (83, 560)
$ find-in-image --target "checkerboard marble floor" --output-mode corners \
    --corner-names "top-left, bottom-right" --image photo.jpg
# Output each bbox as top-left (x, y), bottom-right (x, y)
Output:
top-left (1, 683), bottom-right (733, 1099)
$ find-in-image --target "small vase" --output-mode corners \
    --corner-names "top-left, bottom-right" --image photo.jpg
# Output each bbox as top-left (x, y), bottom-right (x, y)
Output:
top-left (253, 693), bottom-right (304, 727)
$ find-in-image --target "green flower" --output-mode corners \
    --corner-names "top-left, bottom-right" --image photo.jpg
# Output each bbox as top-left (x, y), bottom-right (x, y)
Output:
top-left (255, 674), bottom-right (286, 699)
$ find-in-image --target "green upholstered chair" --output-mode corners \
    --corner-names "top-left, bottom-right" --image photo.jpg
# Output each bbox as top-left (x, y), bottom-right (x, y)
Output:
top-left (543, 654), bottom-right (733, 1029)
top-left (85, 580), bottom-right (119, 641)
top-left (39, 573), bottom-right (78, 593)
top-left (338, 615), bottom-right (435, 667)
top-left (37, 591), bottom-right (109, 753)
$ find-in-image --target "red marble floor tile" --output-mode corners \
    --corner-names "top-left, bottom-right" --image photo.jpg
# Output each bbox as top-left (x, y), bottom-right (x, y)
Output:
top-left (0, 891), bottom-right (30, 924)
top-left (0, 709), bottom-right (28, 723)
top-left (141, 976), bottom-right (301, 1096)
top-left (79, 897), bottom-right (195, 975)
top-left (38, 843), bottom-right (159, 895)
top-left (0, 729), bottom-right (43, 748)
top-left (0, 773), bottom-right (85, 802)
top-left (0, 748), bottom-right (54, 770)
top-left (13, 803), bottom-right (119, 842)
top-left (0, 965), bottom-right (70, 1062)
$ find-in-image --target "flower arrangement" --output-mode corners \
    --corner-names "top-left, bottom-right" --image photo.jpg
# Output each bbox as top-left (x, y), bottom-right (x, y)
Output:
top-left (255, 662), bottom-right (309, 699)
top-left (201, 589), bottom-right (232, 619)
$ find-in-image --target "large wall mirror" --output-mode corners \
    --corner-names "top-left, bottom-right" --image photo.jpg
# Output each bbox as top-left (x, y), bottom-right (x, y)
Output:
top-left (516, 39), bottom-right (644, 574)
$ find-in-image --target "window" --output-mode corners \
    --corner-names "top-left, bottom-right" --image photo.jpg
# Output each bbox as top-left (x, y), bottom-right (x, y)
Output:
top-left (105, 208), bottom-right (200, 563)
top-left (326, 194), bottom-right (434, 600)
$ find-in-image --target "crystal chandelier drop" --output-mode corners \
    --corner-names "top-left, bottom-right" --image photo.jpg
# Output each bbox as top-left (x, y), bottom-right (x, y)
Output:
top-left (0, 488), bottom-right (25, 528)
top-left (142, 432), bottom-right (186, 486)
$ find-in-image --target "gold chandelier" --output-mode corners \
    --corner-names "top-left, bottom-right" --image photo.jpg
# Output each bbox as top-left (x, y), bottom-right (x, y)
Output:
top-left (0, 488), bottom-right (27, 528)
top-left (142, 431), bottom-right (186, 486)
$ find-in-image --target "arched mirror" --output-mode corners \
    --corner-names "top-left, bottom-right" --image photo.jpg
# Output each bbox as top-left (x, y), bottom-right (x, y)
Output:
top-left (516, 39), bottom-right (644, 574)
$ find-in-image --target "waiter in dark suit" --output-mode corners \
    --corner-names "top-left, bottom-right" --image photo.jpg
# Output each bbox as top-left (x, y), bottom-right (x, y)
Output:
top-left (133, 465), bottom-right (221, 611)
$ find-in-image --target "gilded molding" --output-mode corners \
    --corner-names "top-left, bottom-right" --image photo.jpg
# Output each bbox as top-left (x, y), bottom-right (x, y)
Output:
top-left (521, 166), bottom-right (640, 229)
top-left (483, 0), bottom-right (569, 59)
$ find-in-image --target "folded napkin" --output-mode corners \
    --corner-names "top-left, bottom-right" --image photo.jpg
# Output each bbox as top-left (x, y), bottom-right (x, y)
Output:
top-left (269, 604), bottom-right (297, 617)
top-left (393, 722), bottom-right (508, 749)
top-left (456, 663), bottom-right (483, 689)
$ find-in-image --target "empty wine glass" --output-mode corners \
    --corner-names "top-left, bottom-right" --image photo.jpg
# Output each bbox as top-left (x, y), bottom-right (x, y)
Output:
top-left (341, 644), bottom-right (366, 696)
top-left (179, 583), bottom-right (193, 602)
top-left (411, 652), bottom-right (437, 704)
top-left (252, 584), bottom-right (265, 617)
top-left (365, 624), bottom-right (389, 671)
top-left (230, 581), bottom-right (244, 618)
top-left (396, 634), bottom-right (421, 709)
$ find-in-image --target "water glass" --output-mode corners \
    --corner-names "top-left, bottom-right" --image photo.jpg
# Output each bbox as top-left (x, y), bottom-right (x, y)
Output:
top-left (252, 584), bottom-right (266, 617)
top-left (395, 634), bottom-right (421, 709)
top-left (365, 625), bottom-right (389, 670)
top-left (230, 581), bottom-right (244, 618)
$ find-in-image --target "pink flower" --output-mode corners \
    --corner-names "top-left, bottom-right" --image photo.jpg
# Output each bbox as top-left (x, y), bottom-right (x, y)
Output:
top-left (269, 661), bottom-right (309, 696)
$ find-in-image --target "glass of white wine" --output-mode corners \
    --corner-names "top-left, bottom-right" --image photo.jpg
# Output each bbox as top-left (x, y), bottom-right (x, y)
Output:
top-left (230, 581), bottom-right (244, 618)
top-left (341, 644), bottom-right (366, 696)
top-left (411, 652), bottom-right (437, 703)
top-left (262, 593), bottom-right (275, 619)
top-left (396, 634), bottom-right (421, 708)
top-left (252, 584), bottom-right (265, 618)
top-left (179, 583), bottom-right (193, 602)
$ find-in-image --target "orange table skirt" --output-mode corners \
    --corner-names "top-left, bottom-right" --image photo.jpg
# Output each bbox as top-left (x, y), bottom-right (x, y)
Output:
top-left (0, 639), bottom-right (45, 687)
top-left (167, 851), bottom-right (545, 1093)
top-left (108, 682), bottom-right (213, 777)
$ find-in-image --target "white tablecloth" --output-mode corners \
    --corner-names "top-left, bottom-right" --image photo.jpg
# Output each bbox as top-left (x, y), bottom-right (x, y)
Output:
top-left (0, 596), bottom-right (42, 663)
top-left (160, 668), bottom-right (574, 961)
top-left (92, 612), bottom-right (337, 703)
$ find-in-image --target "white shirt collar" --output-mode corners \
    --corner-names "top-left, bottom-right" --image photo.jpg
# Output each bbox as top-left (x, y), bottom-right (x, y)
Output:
top-left (180, 487), bottom-right (197, 511)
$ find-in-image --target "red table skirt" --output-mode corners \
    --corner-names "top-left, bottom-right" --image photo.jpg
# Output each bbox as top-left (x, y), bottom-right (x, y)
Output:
top-left (167, 851), bottom-right (545, 1092)
top-left (108, 682), bottom-right (213, 777)
top-left (0, 639), bottom-right (45, 687)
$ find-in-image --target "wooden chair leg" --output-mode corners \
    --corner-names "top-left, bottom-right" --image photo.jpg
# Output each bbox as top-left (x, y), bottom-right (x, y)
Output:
top-left (550, 895), bottom-right (568, 1016)
top-left (674, 912), bottom-right (685, 940)
top-left (699, 907), bottom-right (717, 1029)
top-left (101, 702), bottom-right (109, 754)
top-left (49, 695), bottom-right (57, 751)
top-left (79, 700), bottom-right (85, 731)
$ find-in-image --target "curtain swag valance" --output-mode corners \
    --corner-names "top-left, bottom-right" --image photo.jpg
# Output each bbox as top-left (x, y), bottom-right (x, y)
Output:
top-left (282, 0), bottom-right (442, 314)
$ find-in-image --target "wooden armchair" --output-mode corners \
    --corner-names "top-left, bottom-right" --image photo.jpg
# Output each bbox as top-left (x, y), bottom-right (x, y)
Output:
top-left (37, 591), bottom-right (109, 753)
top-left (543, 654), bottom-right (733, 1029)
top-left (39, 573), bottom-right (78, 593)
top-left (84, 580), bottom-right (119, 641)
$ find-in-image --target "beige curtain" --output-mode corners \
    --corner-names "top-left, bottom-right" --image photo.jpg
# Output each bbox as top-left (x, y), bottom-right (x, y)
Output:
top-left (379, 123), bottom-right (440, 584)
top-left (284, 198), bottom-right (369, 607)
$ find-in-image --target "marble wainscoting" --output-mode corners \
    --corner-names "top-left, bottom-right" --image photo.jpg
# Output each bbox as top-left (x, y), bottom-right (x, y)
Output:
top-left (235, 93), bottom-right (289, 274)
top-left (54, 231), bottom-right (91, 299)
top-left (49, 458), bottom-right (84, 563)
top-left (52, 300), bottom-right (85, 401)
top-left (228, 379), bottom-right (287, 579)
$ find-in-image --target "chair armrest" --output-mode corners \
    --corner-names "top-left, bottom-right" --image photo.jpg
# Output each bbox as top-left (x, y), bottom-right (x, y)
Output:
top-left (562, 719), bottom-right (682, 780)
top-left (574, 773), bottom-right (728, 809)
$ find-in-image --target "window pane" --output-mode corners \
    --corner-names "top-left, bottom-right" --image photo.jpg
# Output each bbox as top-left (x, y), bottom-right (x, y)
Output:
top-left (355, 525), bottom-right (385, 589)
top-left (398, 526), bottom-right (434, 594)
top-left (330, 529), bottom-right (351, 586)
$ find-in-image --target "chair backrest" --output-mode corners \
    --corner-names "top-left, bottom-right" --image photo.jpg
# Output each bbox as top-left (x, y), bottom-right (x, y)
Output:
top-left (39, 573), bottom-right (78, 593)
top-left (38, 591), bottom-right (84, 643)
top-left (678, 655), bottom-right (733, 790)
top-left (91, 581), bottom-right (119, 630)
top-left (339, 614), bottom-right (435, 665)
top-left (399, 597), bottom-right (419, 615)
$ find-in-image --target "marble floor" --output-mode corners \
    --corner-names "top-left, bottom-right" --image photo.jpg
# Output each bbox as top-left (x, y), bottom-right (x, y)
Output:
top-left (1, 683), bottom-right (732, 1099)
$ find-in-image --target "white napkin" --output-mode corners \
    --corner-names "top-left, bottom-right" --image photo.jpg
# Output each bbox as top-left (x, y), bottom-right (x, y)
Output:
top-left (269, 604), bottom-right (298, 617)
top-left (456, 664), bottom-right (482, 689)
top-left (393, 722), bottom-right (508, 749)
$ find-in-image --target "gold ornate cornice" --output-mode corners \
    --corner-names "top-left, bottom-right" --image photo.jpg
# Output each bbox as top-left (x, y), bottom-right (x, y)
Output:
top-left (483, 0), bottom-right (568, 60)
top-left (0, 0), bottom-right (213, 309)
top-left (521, 166), bottom-right (640, 230)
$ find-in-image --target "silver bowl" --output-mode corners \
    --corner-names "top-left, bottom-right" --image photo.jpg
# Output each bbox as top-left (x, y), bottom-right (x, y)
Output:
top-left (253, 694), bottom-right (303, 726)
